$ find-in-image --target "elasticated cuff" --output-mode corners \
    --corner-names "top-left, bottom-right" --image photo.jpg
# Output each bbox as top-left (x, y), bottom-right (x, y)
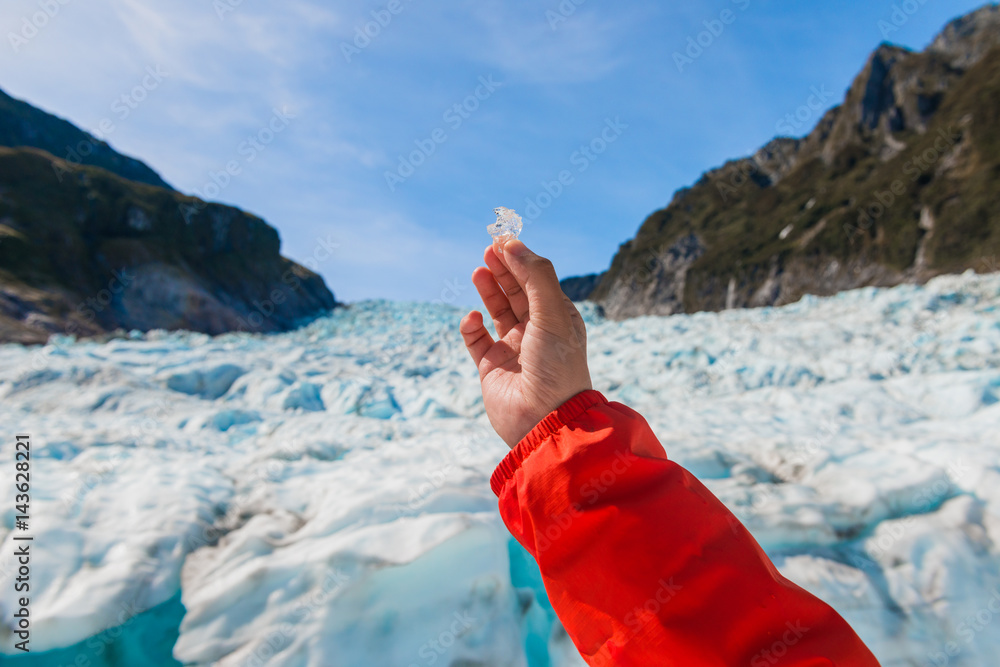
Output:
top-left (489, 389), bottom-right (608, 497)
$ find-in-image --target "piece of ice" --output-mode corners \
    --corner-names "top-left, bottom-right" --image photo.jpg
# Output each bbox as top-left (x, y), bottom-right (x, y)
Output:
top-left (488, 207), bottom-right (523, 244)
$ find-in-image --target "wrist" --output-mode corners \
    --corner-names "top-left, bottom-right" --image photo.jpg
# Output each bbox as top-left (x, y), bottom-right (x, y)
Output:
top-left (507, 383), bottom-right (594, 449)
top-left (492, 389), bottom-right (608, 495)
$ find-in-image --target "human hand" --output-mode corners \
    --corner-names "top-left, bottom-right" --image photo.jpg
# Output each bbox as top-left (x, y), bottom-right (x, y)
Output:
top-left (460, 240), bottom-right (593, 449)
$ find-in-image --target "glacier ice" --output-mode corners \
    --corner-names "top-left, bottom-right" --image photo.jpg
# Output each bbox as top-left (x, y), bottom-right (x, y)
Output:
top-left (0, 273), bottom-right (999, 666)
top-left (488, 206), bottom-right (523, 245)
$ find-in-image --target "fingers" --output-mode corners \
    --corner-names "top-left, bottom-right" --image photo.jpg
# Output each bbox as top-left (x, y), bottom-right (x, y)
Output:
top-left (484, 245), bottom-right (530, 322)
top-left (565, 294), bottom-right (588, 342)
top-left (471, 267), bottom-right (519, 338)
top-left (460, 310), bottom-right (495, 368)
top-left (500, 240), bottom-right (569, 328)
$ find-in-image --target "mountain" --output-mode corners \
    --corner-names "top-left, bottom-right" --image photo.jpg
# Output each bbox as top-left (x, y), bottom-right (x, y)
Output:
top-left (559, 272), bottom-right (604, 302)
top-left (0, 88), bottom-right (173, 190)
top-left (0, 92), bottom-right (337, 344)
top-left (564, 4), bottom-right (1000, 319)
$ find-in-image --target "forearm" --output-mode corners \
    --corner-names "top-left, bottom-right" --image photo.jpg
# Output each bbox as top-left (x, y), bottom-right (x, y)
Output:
top-left (492, 390), bottom-right (880, 667)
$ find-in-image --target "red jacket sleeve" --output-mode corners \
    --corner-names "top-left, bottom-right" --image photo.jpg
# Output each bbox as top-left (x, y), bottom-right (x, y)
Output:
top-left (491, 390), bottom-right (881, 667)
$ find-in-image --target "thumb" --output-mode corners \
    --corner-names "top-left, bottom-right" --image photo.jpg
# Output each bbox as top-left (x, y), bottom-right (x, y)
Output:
top-left (502, 240), bottom-right (568, 324)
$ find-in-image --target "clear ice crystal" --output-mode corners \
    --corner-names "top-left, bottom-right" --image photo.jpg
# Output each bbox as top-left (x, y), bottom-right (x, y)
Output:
top-left (488, 207), bottom-right (523, 244)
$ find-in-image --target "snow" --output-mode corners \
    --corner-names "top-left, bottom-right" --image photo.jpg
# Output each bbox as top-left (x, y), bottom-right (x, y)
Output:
top-left (1, 272), bottom-right (999, 666)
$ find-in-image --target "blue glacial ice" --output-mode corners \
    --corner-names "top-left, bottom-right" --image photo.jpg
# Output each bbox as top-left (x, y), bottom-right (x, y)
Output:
top-left (1, 273), bottom-right (999, 666)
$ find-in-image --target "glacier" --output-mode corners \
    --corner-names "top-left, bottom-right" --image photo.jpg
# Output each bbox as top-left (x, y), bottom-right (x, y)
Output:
top-left (1, 271), bottom-right (999, 666)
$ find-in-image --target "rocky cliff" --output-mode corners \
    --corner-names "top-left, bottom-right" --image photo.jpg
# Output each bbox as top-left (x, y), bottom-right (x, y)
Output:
top-left (0, 88), bottom-right (173, 190)
top-left (567, 4), bottom-right (1000, 319)
top-left (0, 146), bottom-right (337, 344)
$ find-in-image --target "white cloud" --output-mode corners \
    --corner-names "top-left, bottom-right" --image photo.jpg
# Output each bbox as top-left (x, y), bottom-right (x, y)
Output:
top-left (0, 0), bottom-right (647, 303)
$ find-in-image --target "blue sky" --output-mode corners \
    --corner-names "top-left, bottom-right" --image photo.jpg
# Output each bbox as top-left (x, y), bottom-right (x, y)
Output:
top-left (1, 0), bottom-right (990, 306)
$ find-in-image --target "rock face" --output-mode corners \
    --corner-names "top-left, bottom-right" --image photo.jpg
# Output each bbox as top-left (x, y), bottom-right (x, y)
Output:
top-left (0, 147), bottom-right (337, 344)
top-left (574, 5), bottom-right (1000, 318)
top-left (594, 233), bottom-right (706, 319)
top-left (0, 88), bottom-right (173, 190)
top-left (930, 2), bottom-right (1000, 67)
top-left (559, 273), bottom-right (604, 302)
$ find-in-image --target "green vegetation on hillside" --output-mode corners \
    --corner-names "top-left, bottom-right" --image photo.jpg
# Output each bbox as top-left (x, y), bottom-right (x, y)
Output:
top-left (582, 6), bottom-right (1000, 319)
top-left (0, 88), bottom-right (172, 190)
top-left (0, 148), bottom-right (335, 343)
